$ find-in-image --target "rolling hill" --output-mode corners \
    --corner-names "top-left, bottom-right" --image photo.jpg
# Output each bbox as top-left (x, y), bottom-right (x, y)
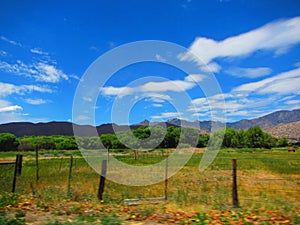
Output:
top-left (0, 109), bottom-right (299, 138)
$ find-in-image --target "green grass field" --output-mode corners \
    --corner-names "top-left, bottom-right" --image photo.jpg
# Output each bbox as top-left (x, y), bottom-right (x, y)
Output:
top-left (0, 148), bottom-right (299, 224)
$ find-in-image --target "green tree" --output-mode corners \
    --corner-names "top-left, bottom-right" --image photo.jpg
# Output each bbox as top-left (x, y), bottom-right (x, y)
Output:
top-left (277, 136), bottom-right (289, 147)
top-left (18, 139), bottom-right (34, 151)
top-left (55, 136), bottom-right (78, 150)
top-left (163, 126), bottom-right (180, 148)
top-left (197, 134), bottom-right (210, 147)
top-left (207, 129), bottom-right (225, 150)
top-left (100, 134), bottom-right (118, 149)
top-left (0, 133), bottom-right (19, 151)
top-left (34, 136), bottom-right (56, 150)
top-left (262, 132), bottom-right (277, 149)
top-left (223, 128), bottom-right (239, 147)
top-left (237, 129), bottom-right (248, 148)
top-left (133, 126), bottom-right (151, 140)
top-left (180, 127), bottom-right (199, 147)
top-left (245, 126), bottom-right (265, 148)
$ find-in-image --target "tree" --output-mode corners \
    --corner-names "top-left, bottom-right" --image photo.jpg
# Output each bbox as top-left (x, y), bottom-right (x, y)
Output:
top-left (197, 134), bottom-right (210, 147)
top-left (55, 136), bottom-right (78, 150)
top-left (34, 136), bottom-right (56, 150)
top-left (180, 127), bottom-right (199, 147)
top-left (262, 132), bottom-right (277, 149)
top-left (277, 136), bottom-right (289, 147)
top-left (133, 126), bottom-right (150, 140)
top-left (162, 126), bottom-right (180, 148)
top-left (0, 133), bottom-right (19, 151)
top-left (245, 126), bottom-right (264, 148)
top-left (237, 129), bottom-right (248, 148)
top-left (100, 134), bottom-right (117, 149)
top-left (223, 128), bottom-right (239, 148)
top-left (18, 139), bottom-right (34, 151)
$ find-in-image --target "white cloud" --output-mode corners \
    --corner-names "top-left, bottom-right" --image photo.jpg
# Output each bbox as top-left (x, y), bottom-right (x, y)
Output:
top-left (188, 66), bottom-right (300, 122)
top-left (100, 74), bottom-right (205, 97)
top-left (152, 103), bottom-right (163, 107)
top-left (0, 105), bottom-right (22, 113)
top-left (35, 63), bottom-right (69, 82)
top-left (295, 61), bottom-right (300, 67)
top-left (0, 60), bottom-right (69, 83)
top-left (180, 17), bottom-right (300, 67)
top-left (75, 115), bottom-right (91, 122)
top-left (0, 82), bottom-right (52, 97)
top-left (0, 50), bottom-right (7, 56)
top-left (145, 93), bottom-right (172, 103)
top-left (226, 67), bottom-right (272, 78)
top-left (0, 101), bottom-right (48, 123)
top-left (30, 48), bottom-right (48, 55)
top-left (151, 112), bottom-right (183, 119)
top-left (70, 74), bottom-right (81, 80)
top-left (100, 86), bottom-right (134, 96)
top-left (25, 98), bottom-right (47, 105)
top-left (201, 62), bottom-right (222, 73)
top-left (155, 54), bottom-right (166, 62)
top-left (185, 74), bottom-right (206, 82)
top-left (0, 36), bottom-right (22, 46)
top-left (233, 67), bottom-right (300, 94)
top-left (82, 97), bottom-right (93, 102)
top-left (141, 80), bottom-right (196, 92)
top-left (285, 99), bottom-right (300, 105)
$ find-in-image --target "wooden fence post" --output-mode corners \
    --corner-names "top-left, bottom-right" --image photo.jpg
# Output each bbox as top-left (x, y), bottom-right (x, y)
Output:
top-left (67, 156), bottom-right (73, 197)
top-left (17, 154), bottom-right (23, 176)
top-left (165, 157), bottom-right (168, 200)
top-left (35, 146), bottom-right (39, 181)
top-left (134, 150), bottom-right (138, 160)
top-left (232, 159), bottom-right (239, 208)
top-left (12, 155), bottom-right (20, 193)
top-left (98, 160), bottom-right (107, 200)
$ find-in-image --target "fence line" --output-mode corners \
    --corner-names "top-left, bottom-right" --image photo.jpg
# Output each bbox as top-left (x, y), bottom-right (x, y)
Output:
top-left (0, 153), bottom-right (299, 209)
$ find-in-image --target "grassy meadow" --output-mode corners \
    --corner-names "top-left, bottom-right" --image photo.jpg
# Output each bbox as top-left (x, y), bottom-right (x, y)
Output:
top-left (0, 148), bottom-right (299, 224)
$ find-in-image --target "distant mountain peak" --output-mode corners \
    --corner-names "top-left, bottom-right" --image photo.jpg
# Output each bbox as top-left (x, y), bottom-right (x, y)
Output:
top-left (136, 119), bottom-right (150, 126)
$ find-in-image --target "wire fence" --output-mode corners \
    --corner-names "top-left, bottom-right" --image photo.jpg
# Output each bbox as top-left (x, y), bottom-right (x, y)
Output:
top-left (0, 151), bottom-right (299, 209)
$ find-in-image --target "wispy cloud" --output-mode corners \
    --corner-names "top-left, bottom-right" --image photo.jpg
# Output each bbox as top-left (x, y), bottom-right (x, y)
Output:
top-left (190, 66), bottom-right (300, 121)
top-left (0, 60), bottom-right (69, 83)
top-left (155, 54), bottom-right (166, 62)
top-left (35, 62), bottom-right (69, 82)
top-left (25, 98), bottom-right (48, 105)
top-left (0, 105), bottom-right (22, 113)
top-left (180, 17), bottom-right (300, 69)
top-left (152, 103), bottom-right (163, 107)
top-left (0, 50), bottom-right (7, 56)
top-left (233, 67), bottom-right (300, 95)
top-left (30, 48), bottom-right (49, 55)
top-left (100, 74), bottom-right (206, 97)
top-left (285, 99), bottom-right (300, 105)
top-left (82, 97), bottom-right (93, 102)
top-left (0, 82), bottom-right (52, 97)
top-left (0, 99), bottom-right (48, 123)
top-left (145, 93), bottom-right (172, 103)
top-left (151, 112), bottom-right (183, 120)
top-left (226, 67), bottom-right (272, 78)
top-left (0, 36), bottom-right (22, 47)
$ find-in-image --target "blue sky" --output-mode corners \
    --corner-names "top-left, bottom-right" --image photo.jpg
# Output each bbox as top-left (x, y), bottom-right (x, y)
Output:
top-left (0, 0), bottom-right (300, 125)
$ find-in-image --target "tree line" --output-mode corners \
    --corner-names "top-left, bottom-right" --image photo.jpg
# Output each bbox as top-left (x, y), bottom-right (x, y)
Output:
top-left (0, 125), bottom-right (289, 152)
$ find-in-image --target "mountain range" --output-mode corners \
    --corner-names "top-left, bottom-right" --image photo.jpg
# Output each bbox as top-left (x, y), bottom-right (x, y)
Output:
top-left (0, 109), bottom-right (299, 140)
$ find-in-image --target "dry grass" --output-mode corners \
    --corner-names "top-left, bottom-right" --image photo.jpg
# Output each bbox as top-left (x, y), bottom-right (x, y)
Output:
top-left (1, 149), bottom-right (299, 211)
